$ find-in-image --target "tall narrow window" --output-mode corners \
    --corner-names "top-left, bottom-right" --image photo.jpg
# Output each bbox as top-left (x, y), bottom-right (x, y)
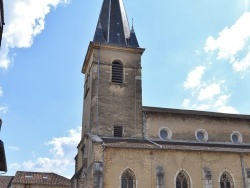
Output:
top-left (202, 167), bottom-right (212, 188)
top-left (156, 166), bottom-right (165, 188)
top-left (220, 172), bottom-right (234, 188)
top-left (112, 61), bottom-right (123, 83)
top-left (84, 74), bottom-right (90, 98)
top-left (121, 169), bottom-right (136, 188)
top-left (245, 168), bottom-right (250, 188)
top-left (113, 125), bottom-right (123, 137)
top-left (176, 170), bottom-right (191, 188)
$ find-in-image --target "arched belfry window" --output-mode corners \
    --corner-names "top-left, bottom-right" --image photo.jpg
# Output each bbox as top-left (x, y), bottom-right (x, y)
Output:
top-left (220, 172), bottom-right (234, 188)
top-left (112, 61), bottom-right (123, 84)
top-left (121, 169), bottom-right (136, 188)
top-left (176, 170), bottom-right (191, 188)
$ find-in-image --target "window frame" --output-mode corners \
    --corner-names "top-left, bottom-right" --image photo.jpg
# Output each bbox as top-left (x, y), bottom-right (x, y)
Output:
top-left (219, 171), bottom-right (234, 188)
top-left (231, 131), bottom-right (242, 143)
top-left (158, 127), bottom-right (172, 141)
top-left (121, 169), bottom-right (136, 188)
top-left (113, 125), bottom-right (124, 137)
top-left (195, 129), bottom-right (208, 142)
top-left (111, 61), bottom-right (124, 84)
top-left (175, 170), bottom-right (191, 188)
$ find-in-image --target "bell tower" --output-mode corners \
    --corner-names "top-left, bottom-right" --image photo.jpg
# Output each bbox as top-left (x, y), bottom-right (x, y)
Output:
top-left (82, 0), bottom-right (145, 138)
top-left (72, 1), bottom-right (144, 187)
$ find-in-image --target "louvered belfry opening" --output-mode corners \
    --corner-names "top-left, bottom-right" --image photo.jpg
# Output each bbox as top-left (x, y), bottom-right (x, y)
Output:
top-left (112, 61), bottom-right (123, 83)
top-left (113, 125), bottom-right (123, 137)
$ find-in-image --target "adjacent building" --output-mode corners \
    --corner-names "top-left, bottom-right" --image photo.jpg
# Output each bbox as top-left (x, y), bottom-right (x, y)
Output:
top-left (0, 176), bottom-right (13, 188)
top-left (0, 0), bottom-right (6, 174)
top-left (0, 171), bottom-right (70, 188)
top-left (0, 119), bottom-right (7, 173)
top-left (71, 0), bottom-right (250, 187)
top-left (0, 0), bottom-right (4, 46)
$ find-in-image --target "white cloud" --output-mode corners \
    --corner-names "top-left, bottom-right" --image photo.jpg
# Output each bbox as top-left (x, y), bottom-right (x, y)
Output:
top-left (0, 87), bottom-right (8, 116)
top-left (182, 64), bottom-right (238, 114)
top-left (196, 104), bottom-right (211, 111)
top-left (182, 13), bottom-right (250, 114)
top-left (205, 12), bottom-right (250, 60)
top-left (232, 51), bottom-right (250, 72)
top-left (0, 86), bottom-right (3, 96)
top-left (9, 126), bottom-right (81, 178)
top-left (214, 95), bottom-right (230, 108)
top-left (204, 12), bottom-right (250, 72)
top-left (0, 0), bottom-right (70, 69)
top-left (0, 106), bottom-right (8, 115)
top-left (182, 78), bottom-right (239, 114)
top-left (9, 146), bottom-right (20, 151)
top-left (47, 127), bottom-right (81, 158)
top-left (10, 158), bottom-right (72, 175)
top-left (182, 99), bottom-right (190, 109)
top-left (198, 83), bottom-right (222, 101)
top-left (217, 106), bottom-right (239, 114)
top-left (214, 95), bottom-right (239, 114)
top-left (183, 66), bottom-right (206, 89)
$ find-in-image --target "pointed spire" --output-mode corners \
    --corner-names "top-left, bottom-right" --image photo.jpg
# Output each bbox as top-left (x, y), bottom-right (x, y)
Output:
top-left (93, 0), bottom-right (140, 47)
top-left (93, 19), bottom-right (106, 43)
top-left (129, 19), bottom-right (139, 47)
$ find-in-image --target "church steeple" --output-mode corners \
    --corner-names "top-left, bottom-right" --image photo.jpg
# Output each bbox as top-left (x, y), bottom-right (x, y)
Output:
top-left (93, 0), bottom-right (140, 47)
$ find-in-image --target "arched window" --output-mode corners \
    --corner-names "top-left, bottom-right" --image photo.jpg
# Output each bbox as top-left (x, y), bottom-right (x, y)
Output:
top-left (121, 169), bottom-right (136, 188)
top-left (220, 172), bottom-right (234, 188)
top-left (112, 61), bottom-right (123, 83)
top-left (176, 170), bottom-right (191, 188)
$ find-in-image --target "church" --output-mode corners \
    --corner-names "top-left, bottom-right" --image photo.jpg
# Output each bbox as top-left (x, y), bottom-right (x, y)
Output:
top-left (71, 0), bottom-right (250, 187)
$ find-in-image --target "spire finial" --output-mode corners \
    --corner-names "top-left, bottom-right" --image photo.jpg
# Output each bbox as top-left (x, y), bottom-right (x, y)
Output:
top-left (132, 18), bottom-right (134, 31)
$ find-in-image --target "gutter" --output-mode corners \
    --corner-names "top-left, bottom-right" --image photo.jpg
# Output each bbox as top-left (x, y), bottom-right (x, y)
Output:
top-left (145, 138), bottom-right (162, 149)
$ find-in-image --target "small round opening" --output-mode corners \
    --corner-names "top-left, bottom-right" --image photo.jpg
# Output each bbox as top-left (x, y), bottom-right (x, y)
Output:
top-left (158, 127), bottom-right (172, 140)
top-left (231, 132), bottom-right (242, 143)
top-left (160, 129), bottom-right (168, 140)
top-left (232, 134), bottom-right (239, 143)
top-left (195, 129), bottom-right (208, 142)
top-left (197, 132), bottom-right (204, 141)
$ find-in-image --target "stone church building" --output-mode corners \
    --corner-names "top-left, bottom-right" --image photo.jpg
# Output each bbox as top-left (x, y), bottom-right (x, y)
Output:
top-left (71, 0), bottom-right (250, 187)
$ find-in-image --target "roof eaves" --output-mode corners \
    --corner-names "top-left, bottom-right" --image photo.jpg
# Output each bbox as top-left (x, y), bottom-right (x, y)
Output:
top-left (101, 137), bottom-right (250, 153)
top-left (142, 106), bottom-right (250, 120)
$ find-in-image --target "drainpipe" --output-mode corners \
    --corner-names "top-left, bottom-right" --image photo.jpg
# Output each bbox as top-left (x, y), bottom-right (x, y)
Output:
top-left (96, 44), bottom-right (101, 135)
top-left (101, 142), bottom-right (106, 188)
top-left (241, 153), bottom-right (246, 188)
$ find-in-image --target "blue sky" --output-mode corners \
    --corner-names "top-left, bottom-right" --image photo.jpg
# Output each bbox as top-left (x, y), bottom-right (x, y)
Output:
top-left (0, 0), bottom-right (250, 178)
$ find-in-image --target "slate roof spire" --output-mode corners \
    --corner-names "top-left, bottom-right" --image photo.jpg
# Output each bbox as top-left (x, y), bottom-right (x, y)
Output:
top-left (93, 0), bottom-right (140, 47)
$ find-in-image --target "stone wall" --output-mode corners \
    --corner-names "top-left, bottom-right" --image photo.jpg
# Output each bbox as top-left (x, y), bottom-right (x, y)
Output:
top-left (103, 147), bottom-right (250, 188)
top-left (145, 111), bottom-right (250, 143)
top-left (82, 44), bottom-right (144, 138)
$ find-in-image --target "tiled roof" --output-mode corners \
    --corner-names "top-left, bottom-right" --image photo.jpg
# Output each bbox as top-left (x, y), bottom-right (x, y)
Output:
top-left (101, 137), bottom-right (250, 153)
top-left (12, 171), bottom-right (70, 186)
top-left (0, 176), bottom-right (13, 188)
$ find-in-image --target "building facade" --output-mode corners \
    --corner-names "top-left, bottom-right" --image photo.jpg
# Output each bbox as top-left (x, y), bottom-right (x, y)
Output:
top-left (71, 0), bottom-right (250, 187)
top-left (0, 176), bottom-right (12, 188)
top-left (0, 119), bottom-right (7, 173)
top-left (0, 0), bottom-right (4, 46)
top-left (0, 171), bottom-right (70, 188)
